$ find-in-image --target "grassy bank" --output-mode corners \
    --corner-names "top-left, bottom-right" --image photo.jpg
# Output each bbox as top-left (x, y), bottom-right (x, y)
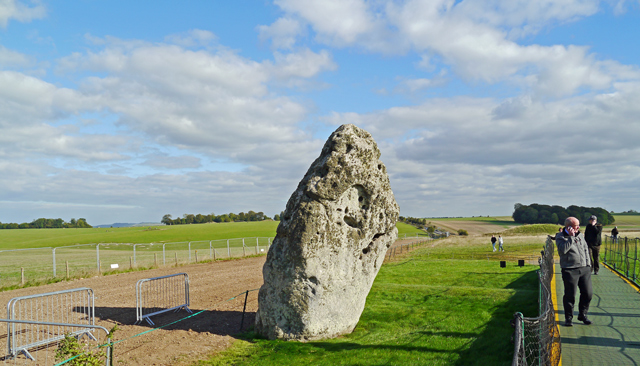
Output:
top-left (197, 246), bottom-right (539, 365)
top-left (0, 221), bottom-right (427, 251)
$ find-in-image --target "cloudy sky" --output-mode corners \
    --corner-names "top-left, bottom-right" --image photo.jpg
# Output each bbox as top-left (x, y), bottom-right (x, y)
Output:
top-left (1, 0), bottom-right (639, 225)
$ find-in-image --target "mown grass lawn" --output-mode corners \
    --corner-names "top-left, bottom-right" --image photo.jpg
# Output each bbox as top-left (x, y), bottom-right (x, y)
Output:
top-left (0, 221), bottom-right (425, 250)
top-left (197, 248), bottom-right (539, 365)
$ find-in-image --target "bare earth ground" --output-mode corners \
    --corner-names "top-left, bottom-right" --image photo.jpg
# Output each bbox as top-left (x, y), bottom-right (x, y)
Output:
top-left (0, 256), bottom-right (267, 366)
top-left (0, 237), bottom-right (428, 365)
top-left (428, 220), bottom-right (517, 235)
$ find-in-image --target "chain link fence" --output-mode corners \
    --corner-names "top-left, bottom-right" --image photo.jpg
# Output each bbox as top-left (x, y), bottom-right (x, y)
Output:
top-left (603, 235), bottom-right (640, 285)
top-left (511, 236), bottom-right (561, 366)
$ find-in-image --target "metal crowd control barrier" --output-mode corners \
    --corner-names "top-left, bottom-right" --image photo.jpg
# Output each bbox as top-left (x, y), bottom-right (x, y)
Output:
top-left (6, 287), bottom-right (96, 360)
top-left (135, 273), bottom-right (192, 326)
top-left (0, 319), bottom-right (112, 365)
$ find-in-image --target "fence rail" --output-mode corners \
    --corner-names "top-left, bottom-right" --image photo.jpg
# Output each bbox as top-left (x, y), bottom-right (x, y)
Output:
top-left (6, 287), bottom-right (96, 361)
top-left (0, 237), bottom-right (273, 288)
top-left (135, 273), bottom-right (191, 326)
top-left (603, 235), bottom-right (640, 286)
top-left (511, 237), bottom-right (561, 366)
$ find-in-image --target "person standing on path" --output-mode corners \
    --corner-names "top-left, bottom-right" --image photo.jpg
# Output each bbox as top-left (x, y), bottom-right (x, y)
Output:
top-left (584, 215), bottom-right (603, 275)
top-left (491, 235), bottom-right (497, 252)
top-left (556, 217), bottom-right (593, 326)
top-left (498, 235), bottom-right (504, 252)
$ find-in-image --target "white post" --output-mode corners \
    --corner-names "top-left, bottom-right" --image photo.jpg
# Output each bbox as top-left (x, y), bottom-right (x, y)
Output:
top-left (52, 248), bottom-right (57, 277)
top-left (96, 244), bottom-right (100, 273)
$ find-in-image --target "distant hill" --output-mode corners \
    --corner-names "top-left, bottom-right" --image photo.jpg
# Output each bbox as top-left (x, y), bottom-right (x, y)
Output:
top-left (94, 222), bottom-right (161, 228)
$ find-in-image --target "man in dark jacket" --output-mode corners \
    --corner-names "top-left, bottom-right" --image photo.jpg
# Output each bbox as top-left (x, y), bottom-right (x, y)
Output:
top-left (556, 217), bottom-right (593, 326)
top-left (584, 215), bottom-right (603, 275)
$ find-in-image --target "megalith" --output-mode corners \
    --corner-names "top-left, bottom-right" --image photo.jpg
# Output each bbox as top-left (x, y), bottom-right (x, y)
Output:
top-left (255, 124), bottom-right (399, 341)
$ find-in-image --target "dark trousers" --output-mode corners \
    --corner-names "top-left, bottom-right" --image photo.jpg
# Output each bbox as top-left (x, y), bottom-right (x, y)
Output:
top-left (561, 266), bottom-right (593, 320)
top-left (589, 246), bottom-right (600, 273)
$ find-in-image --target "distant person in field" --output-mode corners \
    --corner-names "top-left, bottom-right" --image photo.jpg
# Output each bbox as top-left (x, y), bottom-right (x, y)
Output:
top-left (556, 217), bottom-right (593, 326)
top-left (584, 215), bottom-right (603, 275)
top-left (611, 226), bottom-right (619, 241)
top-left (498, 235), bottom-right (504, 252)
top-left (491, 235), bottom-right (497, 252)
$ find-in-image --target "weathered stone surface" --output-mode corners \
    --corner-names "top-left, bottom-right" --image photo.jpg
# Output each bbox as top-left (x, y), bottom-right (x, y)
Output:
top-left (255, 124), bottom-right (399, 341)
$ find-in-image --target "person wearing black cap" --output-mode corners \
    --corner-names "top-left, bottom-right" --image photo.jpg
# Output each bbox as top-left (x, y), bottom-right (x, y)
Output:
top-left (584, 215), bottom-right (602, 275)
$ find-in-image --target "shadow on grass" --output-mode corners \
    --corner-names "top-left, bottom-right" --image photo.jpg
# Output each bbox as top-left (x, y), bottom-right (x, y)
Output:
top-left (454, 268), bottom-right (539, 366)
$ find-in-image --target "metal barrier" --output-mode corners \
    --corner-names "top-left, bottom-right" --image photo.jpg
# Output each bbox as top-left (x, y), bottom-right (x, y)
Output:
top-left (6, 287), bottom-right (96, 360)
top-left (511, 237), bottom-right (561, 366)
top-left (0, 319), bottom-right (112, 365)
top-left (135, 273), bottom-right (192, 326)
top-left (603, 235), bottom-right (640, 285)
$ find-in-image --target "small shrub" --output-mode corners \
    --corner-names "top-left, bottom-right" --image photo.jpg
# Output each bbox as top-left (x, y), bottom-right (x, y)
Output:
top-left (55, 325), bottom-right (118, 365)
top-left (457, 229), bottom-right (469, 236)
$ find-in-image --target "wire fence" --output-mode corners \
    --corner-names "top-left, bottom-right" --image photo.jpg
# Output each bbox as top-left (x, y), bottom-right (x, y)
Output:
top-left (602, 235), bottom-right (640, 286)
top-left (511, 236), bottom-right (561, 366)
top-left (0, 237), bottom-right (272, 289)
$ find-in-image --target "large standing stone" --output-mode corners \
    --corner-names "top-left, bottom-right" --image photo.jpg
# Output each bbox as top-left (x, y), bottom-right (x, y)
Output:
top-left (255, 124), bottom-right (399, 341)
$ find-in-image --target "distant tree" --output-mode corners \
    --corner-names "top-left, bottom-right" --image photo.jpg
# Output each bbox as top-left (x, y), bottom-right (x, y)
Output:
top-left (273, 214), bottom-right (280, 221)
top-left (161, 214), bottom-right (173, 225)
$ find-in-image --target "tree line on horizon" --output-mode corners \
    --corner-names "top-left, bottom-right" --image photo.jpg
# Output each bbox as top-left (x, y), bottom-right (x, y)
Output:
top-left (512, 203), bottom-right (615, 226)
top-left (161, 211), bottom-right (269, 225)
top-left (0, 218), bottom-right (92, 230)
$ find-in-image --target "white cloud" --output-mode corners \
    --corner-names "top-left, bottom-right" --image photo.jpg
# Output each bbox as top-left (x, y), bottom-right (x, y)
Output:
top-left (258, 17), bottom-right (304, 50)
top-left (0, 0), bottom-right (45, 28)
top-left (320, 81), bottom-right (640, 216)
top-left (164, 29), bottom-right (217, 48)
top-left (269, 48), bottom-right (337, 79)
top-left (265, 0), bottom-right (637, 97)
top-left (0, 45), bottom-right (31, 67)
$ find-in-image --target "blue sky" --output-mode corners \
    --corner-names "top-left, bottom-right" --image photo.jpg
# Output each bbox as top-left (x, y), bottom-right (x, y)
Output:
top-left (1, 0), bottom-right (639, 225)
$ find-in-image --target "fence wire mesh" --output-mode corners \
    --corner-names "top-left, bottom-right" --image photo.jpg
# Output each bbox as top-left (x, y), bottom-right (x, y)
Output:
top-left (603, 235), bottom-right (640, 285)
top-left (512, 236), bottom-right (561, 366)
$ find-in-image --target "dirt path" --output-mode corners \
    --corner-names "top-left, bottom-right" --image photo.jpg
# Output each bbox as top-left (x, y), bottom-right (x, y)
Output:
top-left (0, 256), bottom-right (266, 366)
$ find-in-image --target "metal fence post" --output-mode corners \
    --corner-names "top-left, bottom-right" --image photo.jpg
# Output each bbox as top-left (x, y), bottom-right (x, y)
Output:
top-left (227, 239), bottom-right (230, 257)
top-left (189, 242), bottom-right (192, 263)
top-left (52, 248), bottom-right (57, 277)
top-left (210, 240), bottom-right (213, 259)
top-left (96, 244), bottom-right (100, 273)
top-left (625, 237), bottom-right (629, 277)
top-left (634, 239), bottom-right (638, 283)
top-left (256, 237), bottom-right (259, 254)
top-left (163, 243), bottom-right (166, 265)
top-left (134, 244), bottom-right (137, 265)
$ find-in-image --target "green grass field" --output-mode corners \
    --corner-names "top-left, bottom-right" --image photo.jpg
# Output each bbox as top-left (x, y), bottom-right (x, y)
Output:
top-left (0, 221), bottom-right (280, 250)
top-left (197, 246), bottom-right (540, 365)
top-left (0, 221), bottom-right (427, 251)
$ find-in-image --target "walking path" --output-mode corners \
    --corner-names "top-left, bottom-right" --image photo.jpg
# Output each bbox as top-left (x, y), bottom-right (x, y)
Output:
top-left (554, 262), bottom-right (640, 365)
